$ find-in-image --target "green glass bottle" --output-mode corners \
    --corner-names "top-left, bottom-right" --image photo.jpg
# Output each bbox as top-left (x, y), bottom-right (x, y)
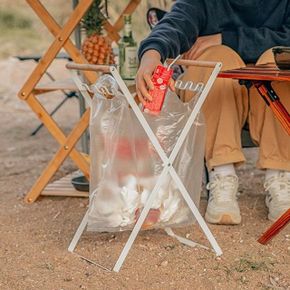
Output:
top-left (119, 14), bottom-right (138, 79)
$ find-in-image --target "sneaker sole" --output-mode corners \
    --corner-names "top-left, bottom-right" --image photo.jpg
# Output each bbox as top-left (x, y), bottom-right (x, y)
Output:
top-left (205, 212), bottom-right (241, 225)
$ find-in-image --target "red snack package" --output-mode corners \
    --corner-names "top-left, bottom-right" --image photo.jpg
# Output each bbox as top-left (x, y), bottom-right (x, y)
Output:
top-left (135, 208), bottom-right (161, 229)
top-left (143, 65), bottom-right (173, 114)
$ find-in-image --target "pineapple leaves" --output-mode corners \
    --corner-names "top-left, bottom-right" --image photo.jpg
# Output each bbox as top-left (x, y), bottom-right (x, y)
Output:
top-left (82, 0), bottom-right (109, 36)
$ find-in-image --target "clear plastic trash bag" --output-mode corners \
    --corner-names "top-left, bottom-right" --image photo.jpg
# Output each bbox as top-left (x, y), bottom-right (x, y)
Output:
top-left (88, 74), bottom-right (205, 232)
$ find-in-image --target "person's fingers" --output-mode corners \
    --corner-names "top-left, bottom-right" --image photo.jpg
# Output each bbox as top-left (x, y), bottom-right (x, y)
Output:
top-left (168, 78), bottom-right (175, 91)
top-left (136, 88), bottom-right (147, 105)
top-left (138, 73), bottom-right (153, 101)
top-left (143, 73), bottom-right (155, 90)
top-left (139, 82), bottom-right (152, 101)
top-left (136, 75), bottom-right (148, 105)
top-left (137, 74), bottom-right (153, 102)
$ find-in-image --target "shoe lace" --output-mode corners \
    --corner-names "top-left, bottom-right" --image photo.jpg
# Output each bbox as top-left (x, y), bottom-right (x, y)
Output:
top-left (206, 175), bottom-right (239, 202)
top-left (264, 173), bottom-right (290, 203)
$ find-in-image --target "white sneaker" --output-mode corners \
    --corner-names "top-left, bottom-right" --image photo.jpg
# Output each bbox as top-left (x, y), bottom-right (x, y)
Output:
top-left (205, 174), bottom-right (241, 225)
top-left (264, 172), bottom-right (290, 221)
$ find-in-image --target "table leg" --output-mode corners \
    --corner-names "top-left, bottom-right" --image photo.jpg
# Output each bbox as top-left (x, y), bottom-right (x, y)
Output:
top-left (24, 109), bottom-right (90, 203)
top-left (253, 81), bottom-right (290, 135)
top-left (258, 208), bottom-right (290, 244)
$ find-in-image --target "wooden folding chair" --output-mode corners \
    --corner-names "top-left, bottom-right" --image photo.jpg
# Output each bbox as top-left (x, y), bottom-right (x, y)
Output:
top-left (18, 0), bottom-right (141, 203)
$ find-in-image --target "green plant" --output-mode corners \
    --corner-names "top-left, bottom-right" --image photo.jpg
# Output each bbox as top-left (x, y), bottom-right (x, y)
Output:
top-left (82, 0), bottom-right (106, 36)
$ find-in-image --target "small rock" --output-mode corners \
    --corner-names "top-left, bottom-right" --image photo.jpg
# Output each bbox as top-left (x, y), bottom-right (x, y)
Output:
top-left (164, 244), bottom-right (175, 251)
top-left (160, 260), bottom-right (168, 267)
top-left (45, 262), bottom-right (54, 271)
top-left (109, 234), bottom-right (116, 243)
top-left (7, 147), bottom-right (16, 152)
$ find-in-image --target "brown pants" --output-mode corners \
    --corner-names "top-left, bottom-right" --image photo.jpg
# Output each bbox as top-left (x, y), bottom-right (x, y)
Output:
top-left (179, 45), bottom-right (290, 171)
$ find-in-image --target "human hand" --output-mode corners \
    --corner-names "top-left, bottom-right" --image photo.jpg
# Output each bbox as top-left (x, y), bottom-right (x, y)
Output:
top-left (183, 33), bottom-right (221, 60)
top-left (136, 50), bottom-right (175, 105)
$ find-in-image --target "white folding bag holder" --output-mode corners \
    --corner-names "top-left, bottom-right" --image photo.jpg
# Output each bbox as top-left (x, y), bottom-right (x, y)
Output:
top-left (66, 59), bottom-right (223, 272)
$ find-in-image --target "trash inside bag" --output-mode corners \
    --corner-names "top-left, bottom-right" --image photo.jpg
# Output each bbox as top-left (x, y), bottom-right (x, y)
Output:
top-left (88, 74), bottom-right (205, 232)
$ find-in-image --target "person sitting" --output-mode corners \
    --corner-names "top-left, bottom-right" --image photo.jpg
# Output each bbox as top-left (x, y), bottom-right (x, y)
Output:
top-left (136, 0), bottom-right (290, 225)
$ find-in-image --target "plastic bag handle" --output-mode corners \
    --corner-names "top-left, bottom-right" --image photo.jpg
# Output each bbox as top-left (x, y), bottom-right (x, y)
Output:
top-left (66, 63), bottom-right (112, 73)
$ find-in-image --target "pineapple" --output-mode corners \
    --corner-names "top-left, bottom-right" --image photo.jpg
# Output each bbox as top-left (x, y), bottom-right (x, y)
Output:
top-left (81, 0), bottom-right (114, 65)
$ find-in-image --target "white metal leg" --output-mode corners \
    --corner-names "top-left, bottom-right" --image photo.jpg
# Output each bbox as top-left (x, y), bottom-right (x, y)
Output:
top-left (168, 168), bottom-right (222, 255)
top-left (113, 167), bottom-right (170, 272)
top-left (68, 210), bottom-right (89, 252)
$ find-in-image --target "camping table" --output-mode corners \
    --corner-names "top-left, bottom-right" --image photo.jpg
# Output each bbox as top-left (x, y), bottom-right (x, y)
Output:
top-left (218, 64), bottom-right (290, 135)
top-left (18, 0), bottom-right (141, 203)
top-left (218, 65), bottom-right (290, 243)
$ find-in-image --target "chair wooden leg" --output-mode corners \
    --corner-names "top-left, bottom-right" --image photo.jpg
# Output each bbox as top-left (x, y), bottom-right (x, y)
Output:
top-left (20, 0), bottom-right (94, 99)
top-left (26, 0), bottom-right (96, 84)
top-left (26, 94), bottom-right (90, 177)
top-left (25, 109), bottom-right (90, 203)
top-left (108, 0), bottom-right (142, 33)
top-left (103, 0), bottom-right (142, 42)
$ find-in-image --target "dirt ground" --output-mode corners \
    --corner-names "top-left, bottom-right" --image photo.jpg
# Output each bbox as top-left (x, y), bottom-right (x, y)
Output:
top-left (0, 58), bottom-right (289, 290)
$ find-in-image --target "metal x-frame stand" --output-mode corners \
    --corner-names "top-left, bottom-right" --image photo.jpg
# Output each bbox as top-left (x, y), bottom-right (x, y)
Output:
top-left (66, 59), bottom-right (223, 272)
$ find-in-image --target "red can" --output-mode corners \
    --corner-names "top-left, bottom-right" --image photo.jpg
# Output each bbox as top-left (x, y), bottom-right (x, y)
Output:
top-left (143, 65), bottom-right (173, 113)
